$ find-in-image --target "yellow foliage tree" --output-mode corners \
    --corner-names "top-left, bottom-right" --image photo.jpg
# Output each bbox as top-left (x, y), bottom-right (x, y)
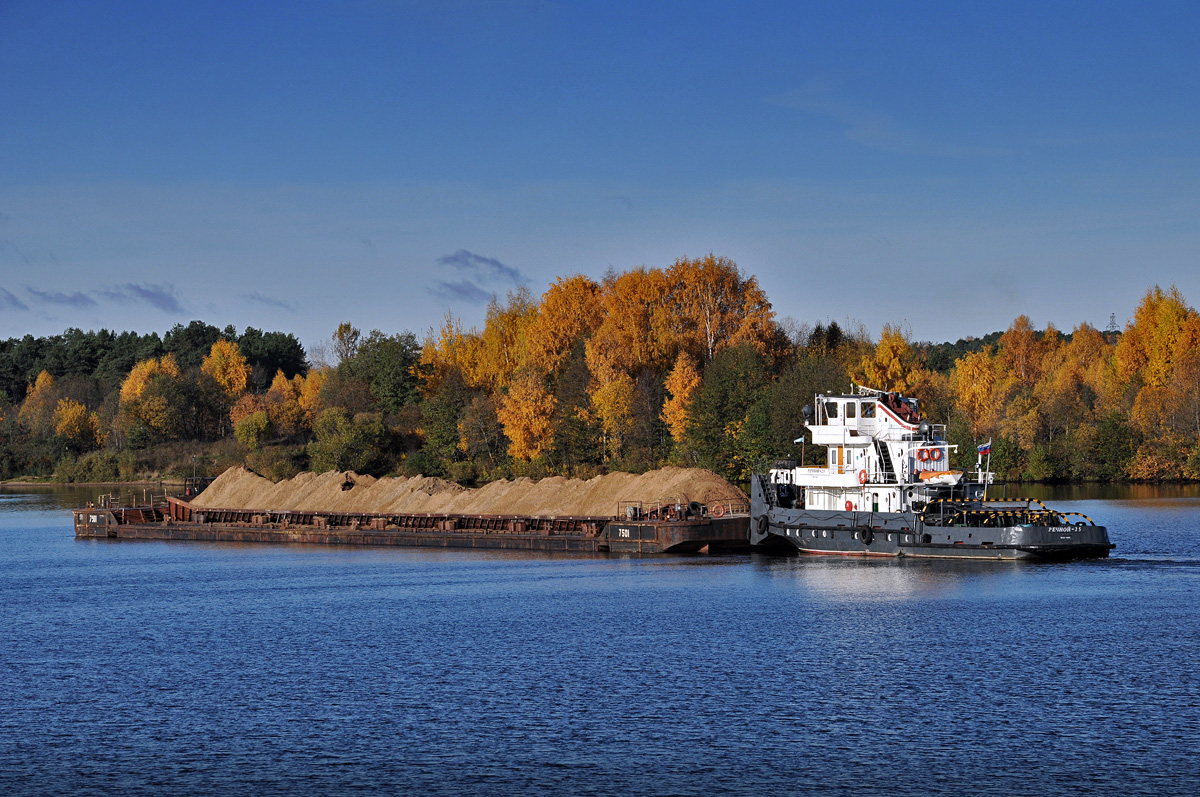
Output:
top-left (662, 352), bottom-right (701, 445)
top-left (201, 339), bottom-right (250, 400)
top-left (120, 354), bottom-right (181, 403)
top-left (857, 324), bottom-right (922, 393)
top-left (473, 289), bottom-right (538, 392)
top-left (118, 354), bottom-right (183, 440)
top-left (53, 398), bottom-right (96, 449)
top-left (17, 370), bottom-right (56, 434)
top-left (950, 347), bottom-right (1000, 436)
top-left (496, 371), bottom-right (557, 460)
top-left (138, 394), bottom-right (175, 439)
top-left (420, 313), bottom-right (483, 392)
top-left (298, 370), bottom-right (326, 427)
top-left (590, 369), bottom-right (635, 459)
top-left (1115, 285), bottom-right (1195, 388)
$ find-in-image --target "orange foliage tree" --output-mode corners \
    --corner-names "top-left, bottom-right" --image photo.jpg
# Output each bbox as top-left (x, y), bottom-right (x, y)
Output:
top-left (662, 352), bottom-right (701, 446)
top-left (667, 352), bottom-right (700, 444)
top-left (496, 371), bottom-right (557, 460)
top-left (522, 275), bottom-right (602, 377)
top-left (999, 315), bottom-right (1044, 385)
top-left (662, 254), bottom-right (775, 365)
top-left (264, 370), bottom-right (307, 439)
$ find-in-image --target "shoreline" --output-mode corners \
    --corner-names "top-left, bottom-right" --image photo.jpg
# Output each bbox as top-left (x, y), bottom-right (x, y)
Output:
top-left (4, 476), bottom-right (1200, 489)
top-left (1, 479), bottom-right (184, 488)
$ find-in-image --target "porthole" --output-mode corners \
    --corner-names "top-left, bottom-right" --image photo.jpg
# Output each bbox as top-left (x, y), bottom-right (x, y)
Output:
top-left (822, 530), bottom-right (828, 538)
top-left (888, 534), bottom-right (894, 542)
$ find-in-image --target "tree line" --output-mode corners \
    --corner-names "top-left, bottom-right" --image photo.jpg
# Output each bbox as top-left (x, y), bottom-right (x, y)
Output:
top-left (2, 257), bottom-right (1197, 484)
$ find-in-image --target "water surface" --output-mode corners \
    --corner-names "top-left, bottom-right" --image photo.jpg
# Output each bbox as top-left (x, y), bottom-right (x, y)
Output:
top-left (1, 487), bottom-right (1198, 795)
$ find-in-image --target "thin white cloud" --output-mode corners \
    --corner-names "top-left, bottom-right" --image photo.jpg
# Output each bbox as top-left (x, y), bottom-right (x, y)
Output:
top-left (766, 79), bottom-right (1005, 158)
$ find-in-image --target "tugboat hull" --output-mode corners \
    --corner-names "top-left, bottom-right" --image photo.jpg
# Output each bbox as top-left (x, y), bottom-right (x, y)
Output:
top-left (765, 520), bottom-right (1111, 560)
top-left (750, 483), bottom-right (1113, 561)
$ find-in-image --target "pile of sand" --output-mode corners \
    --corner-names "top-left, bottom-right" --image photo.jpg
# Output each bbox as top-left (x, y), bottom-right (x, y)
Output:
top-left (191, 465), bottom-right (746, 518)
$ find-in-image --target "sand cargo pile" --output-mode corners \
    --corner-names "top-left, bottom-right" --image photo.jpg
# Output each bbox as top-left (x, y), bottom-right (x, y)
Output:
top-left (190, 465), bottom-right (747, 518)
top-left (76, 466), bottom-right (752, 554)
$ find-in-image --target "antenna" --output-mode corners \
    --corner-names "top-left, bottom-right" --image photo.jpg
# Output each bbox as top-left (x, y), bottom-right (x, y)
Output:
top-left (1106, 313), bottom-right (1119, 334)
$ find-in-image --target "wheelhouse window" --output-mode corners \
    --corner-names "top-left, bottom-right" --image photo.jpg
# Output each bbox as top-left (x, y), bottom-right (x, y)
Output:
top-left (846, 402), bottom-right (857, 419)
top-left (825, 401), bottom-right (838, 419)
top-left (862, 401), bottom-right (876, 418)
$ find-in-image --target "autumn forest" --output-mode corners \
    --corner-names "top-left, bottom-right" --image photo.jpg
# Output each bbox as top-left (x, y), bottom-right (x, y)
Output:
top-left (2, 255), bottom-right (1199, 485)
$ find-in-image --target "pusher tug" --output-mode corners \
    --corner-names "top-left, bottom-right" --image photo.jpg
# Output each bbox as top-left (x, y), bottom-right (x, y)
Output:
top-left (749, 385), bottom-right (1113, 560)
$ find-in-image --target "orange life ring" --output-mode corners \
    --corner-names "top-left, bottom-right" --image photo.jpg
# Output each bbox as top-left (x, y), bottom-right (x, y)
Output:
top-left (711, 503), bottom-right (725, 518)
top-left (930, 448), bottom-right (942, 462)
top-left (845, 500), bottom-right (854, 511)
top-left (858, 469), bottom-right (867, 484)
top-left (917, 448), bottom-right (929, 461)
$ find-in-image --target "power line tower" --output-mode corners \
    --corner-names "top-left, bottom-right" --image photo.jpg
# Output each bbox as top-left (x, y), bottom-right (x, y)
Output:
top-left (1105, 313), bottom-right (1120, 339)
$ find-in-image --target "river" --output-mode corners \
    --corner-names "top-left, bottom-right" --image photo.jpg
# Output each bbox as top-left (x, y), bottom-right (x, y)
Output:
top-left (1, 485), bottom-right (1198, 795)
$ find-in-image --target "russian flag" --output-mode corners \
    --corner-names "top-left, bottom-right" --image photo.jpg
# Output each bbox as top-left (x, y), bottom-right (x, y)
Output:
top-left (977, 440), bottom-right (992, 455)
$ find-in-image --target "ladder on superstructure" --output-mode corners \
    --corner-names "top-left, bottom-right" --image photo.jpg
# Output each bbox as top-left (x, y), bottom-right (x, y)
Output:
top-left (874, 440), bottom-right (898, 483)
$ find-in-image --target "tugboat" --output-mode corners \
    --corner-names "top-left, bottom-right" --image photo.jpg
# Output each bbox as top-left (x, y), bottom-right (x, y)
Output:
top-left (749, 385), bottom-right (1113, 560)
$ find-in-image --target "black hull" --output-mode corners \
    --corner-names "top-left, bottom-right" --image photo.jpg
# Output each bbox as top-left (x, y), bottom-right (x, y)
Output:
top-left (757, 514), bottom-right (1112, 561)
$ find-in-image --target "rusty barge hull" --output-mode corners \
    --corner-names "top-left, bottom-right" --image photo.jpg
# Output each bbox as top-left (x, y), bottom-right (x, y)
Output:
top-left (73, 497), bottom-right (751, 554)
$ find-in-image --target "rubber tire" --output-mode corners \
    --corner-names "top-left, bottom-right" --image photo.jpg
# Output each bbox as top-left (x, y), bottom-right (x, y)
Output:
top-left (861, 528), bottom-right (874, 546)
top-left (755, 514), bottom-right (769, 536)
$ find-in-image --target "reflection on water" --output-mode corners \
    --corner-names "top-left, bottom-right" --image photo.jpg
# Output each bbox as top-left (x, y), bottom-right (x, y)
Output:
top-left (0, 483), bottom-right (168, 514)
top-left (1021, 481), bottom-right (1200, 501)
top-left (755, 553), bottom-right (1022, 599)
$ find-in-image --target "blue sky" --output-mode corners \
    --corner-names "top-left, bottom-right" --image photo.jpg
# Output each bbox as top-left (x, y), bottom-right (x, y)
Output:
top-left (3, 0), bottom-right (1199, 354)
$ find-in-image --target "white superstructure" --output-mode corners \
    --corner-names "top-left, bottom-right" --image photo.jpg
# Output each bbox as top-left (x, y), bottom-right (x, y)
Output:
top-left (770, 384), bottom-right (983, 514)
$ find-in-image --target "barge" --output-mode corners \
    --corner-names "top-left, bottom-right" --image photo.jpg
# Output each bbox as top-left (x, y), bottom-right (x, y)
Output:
top-left (750, 384), bottom-right (1114, 560)
top-left (74, 495), bottom-right (752, 555)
